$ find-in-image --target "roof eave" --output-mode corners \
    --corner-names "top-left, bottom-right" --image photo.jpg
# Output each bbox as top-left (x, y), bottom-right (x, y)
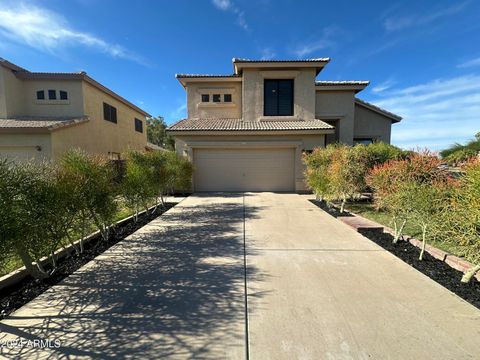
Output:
top-left (315, 84), bottom-right (369, 93)
top-left (176, 75), bottom-right (242, 87)
top-left (233, 59), bottom-right (330, 75)
top-left (166, 129), bottom-right (335, 136)
top-left (355, 98), bottom-right (402, 123)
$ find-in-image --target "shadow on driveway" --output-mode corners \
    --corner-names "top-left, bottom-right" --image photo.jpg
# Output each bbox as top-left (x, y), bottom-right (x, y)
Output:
top-left (0, 196), bottom-right (266, 359)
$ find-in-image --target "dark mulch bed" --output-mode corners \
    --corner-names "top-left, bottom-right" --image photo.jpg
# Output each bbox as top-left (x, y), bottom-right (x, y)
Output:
top-left (0, 202), bottom-right (176, 319)
top-left (311, 199), bottom-right (480, 309)
top-left (360, 229), bottom-right (480, 309)
top-left (309, 199), bottom-right (354, 218)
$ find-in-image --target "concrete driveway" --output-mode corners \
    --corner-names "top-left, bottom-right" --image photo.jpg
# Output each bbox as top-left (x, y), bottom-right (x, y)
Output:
top-left (1, 193), bottom-right (479, 359)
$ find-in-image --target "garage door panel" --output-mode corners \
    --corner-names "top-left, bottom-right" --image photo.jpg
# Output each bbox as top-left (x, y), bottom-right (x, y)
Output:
top-left (194, 148), bottom-right (295, 192)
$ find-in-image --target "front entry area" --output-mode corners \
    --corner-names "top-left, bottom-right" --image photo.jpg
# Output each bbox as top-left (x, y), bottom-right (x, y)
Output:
top-left (193, 148), bottom-right (295, 192)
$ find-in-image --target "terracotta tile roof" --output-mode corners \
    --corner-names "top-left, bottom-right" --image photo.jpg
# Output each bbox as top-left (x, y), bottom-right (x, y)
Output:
top-left (315, 81), bottom-right (370, 86)
top-left (355, 97), bottom-right (402, 122)
top-left (233, 58), bottom-right (330, 63)
top-left (0, 116), bottom-right (89, 132)
top-left (176, 74), bottom-right (240, 78)
top-left (167, 118), bottom-right (334, 132)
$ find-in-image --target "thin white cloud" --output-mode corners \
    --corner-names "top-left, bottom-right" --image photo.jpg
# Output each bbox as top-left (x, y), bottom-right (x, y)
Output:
top-left (369, 75), bottom-right (480, 150)
top-left (384, 1), bottom-right (470, 32)
top-left (0, 2), bottom-right (144, 64)
top-left (212, 0), bottom-right (232, 11)
top-left (458, 56), bottom-right (480, 68)
top-left (260, 47), bottom-right (276, 60)
top-left (211, 0), bottom-right (248, 31)
top-left (167, 103), bottom-right (187, 122)
top-left (371, 79), bottom-right (396, 94)
top-left (291, 26), bottom-right (339, 58)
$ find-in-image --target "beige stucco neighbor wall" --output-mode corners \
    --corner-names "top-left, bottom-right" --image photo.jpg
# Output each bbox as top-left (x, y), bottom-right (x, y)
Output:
top-left (56, 81), bottom-right (146, 160)
top-left (242, 68), bottom-right (316, 122)
top-left (0, 67), bottom-right (24, 118)
top-left (0, 133), bottom-right (52, 161)
top-left (354, 104), bottom-right (393, 143)
top-left (173, 133), bottom-right (325, 192)
top-left (22, 80), bottom-right (84, 117)
top-left (187, 81), bottom-right (242, 119)
top-left (315, 90), bottom-right (355, 145)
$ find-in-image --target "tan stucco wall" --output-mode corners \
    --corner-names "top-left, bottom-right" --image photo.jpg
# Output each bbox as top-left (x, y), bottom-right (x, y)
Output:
top-left (0, 66), bottom-right (24, 118)
top-left (173, 133), bottom-right (325, 192)
top-left (54, 81), bottom-right (146, 159)
top-left (315, 90), bottom-right (356, 145)
top-left (242, 68), bottom-right (316, 122)
top-left (0, 133), bottom-right (52, 161)
top-left (22, 80), bottom-right (84, 117)
top-left (186, 81), bottom-right (242, 119)
top-left (354, 104), bottom-right (392, 143)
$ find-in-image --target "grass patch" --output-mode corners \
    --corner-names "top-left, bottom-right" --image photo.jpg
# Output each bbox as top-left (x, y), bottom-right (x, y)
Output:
top-left (344, 202), bottom-right (461, 257)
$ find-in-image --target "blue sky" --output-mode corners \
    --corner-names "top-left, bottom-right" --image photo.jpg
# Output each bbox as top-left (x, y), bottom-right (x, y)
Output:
top-left (0, 0), bottom-right (479, 151)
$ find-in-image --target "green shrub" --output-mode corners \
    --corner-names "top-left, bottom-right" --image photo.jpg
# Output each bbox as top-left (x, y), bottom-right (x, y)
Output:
top-left (122, 151), bottom-right (157, 221)
top-left (304, 142), bottom-right (404, 211)
top-left (444, 148), bottom-right (478, 165)
top-left (61, 149), bottom-right (118, 242)
top-left (0, 160), bottom-right (67, 279)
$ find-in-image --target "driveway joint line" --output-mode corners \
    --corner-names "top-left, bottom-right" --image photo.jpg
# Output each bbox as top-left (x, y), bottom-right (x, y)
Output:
top-left (252, 248), bottom-right (387, 252)
top-left (243, 193), bottom-right (250, 360)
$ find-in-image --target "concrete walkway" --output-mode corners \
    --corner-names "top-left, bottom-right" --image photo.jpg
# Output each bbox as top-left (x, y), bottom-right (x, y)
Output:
top-left (1, 193), bottom-right (479, 359)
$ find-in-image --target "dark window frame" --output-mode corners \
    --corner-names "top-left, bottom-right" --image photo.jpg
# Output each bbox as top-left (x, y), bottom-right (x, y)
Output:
top-left (134, 118), bottom-right (143, 133)
top-left (59, 90), bottom-right (68, 100)
top-left (353, 138), bottom-right (375, 145)
top-left (224, 94), bottom-right (232, 102)
top-left (263, 79), bottom-right (294, 116)
top-left (103, 102), bottom-right (117, 123)
top-left (48, 90), bottom-right (56, 100)
top-left (36, 90), bottom-right (45, 100)
top-left (212, 94), bottom-right (221, 103)
top-left (201, 94), bottom-right (210, 102)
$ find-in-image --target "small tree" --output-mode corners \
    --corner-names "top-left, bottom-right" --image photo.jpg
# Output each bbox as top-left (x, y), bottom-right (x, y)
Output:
top-left (326, 145), bottom-right (368, 212)
top-left (61, 150), bottom-right (118, 242)
top-left (398, 180), bottom-right (451, 260)
top-left (147, 116), bottom-right (175, 150)
top-left (303, 146), bottom-right (335, 201)
top-left (122, 150), bottom-right (157, 221)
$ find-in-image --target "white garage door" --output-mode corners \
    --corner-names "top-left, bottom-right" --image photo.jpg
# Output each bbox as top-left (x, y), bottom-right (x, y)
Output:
top-left (194, 148), bottom-right (295, 192)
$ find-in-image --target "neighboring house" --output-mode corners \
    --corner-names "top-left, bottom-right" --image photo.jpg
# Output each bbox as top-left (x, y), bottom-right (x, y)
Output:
top-left (167, 58), bottom-right (401, 192)
top-left (0, 58), bottom-right (151, 161)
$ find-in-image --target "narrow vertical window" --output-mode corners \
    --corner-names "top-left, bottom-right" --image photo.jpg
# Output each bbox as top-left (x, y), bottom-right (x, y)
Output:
top-left (134, 118), bottom-right (143, 133)
top-left (48, 90), bottom-right (56, 100)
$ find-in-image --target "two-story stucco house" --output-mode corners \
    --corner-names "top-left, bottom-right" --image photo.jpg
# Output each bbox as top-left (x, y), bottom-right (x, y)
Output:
top-left (167, 58), bottom-right (402, 193)
top-left (0, 58), bottom-right (151, 161)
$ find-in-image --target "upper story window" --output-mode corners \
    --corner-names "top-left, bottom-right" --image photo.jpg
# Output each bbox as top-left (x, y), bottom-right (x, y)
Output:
top-left (201, 94), bottom-right (210, 102)
top-left (212, 94), bottom-right (221, 102)
top-left (59, 90), bottom-right (68, 100)
top-left (103, 102), bottom-right (117, 123)
top-left (134, 118), bottom-right (143, 133)
top-left (264, 79), bottom-right (294, 116)
top-left (224, 94), bottom-right (232, 102)
top-left (48, 90), bottom-right (57, 100)
top-left (36, 90), bottom-right (45, 100)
